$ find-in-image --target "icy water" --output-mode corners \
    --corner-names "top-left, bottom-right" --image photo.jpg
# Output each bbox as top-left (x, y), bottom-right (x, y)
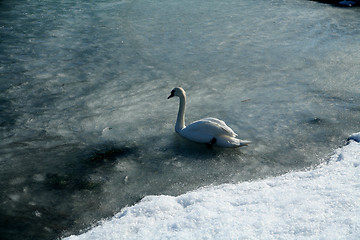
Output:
top-left (0, 0), bottom-right (360, 239)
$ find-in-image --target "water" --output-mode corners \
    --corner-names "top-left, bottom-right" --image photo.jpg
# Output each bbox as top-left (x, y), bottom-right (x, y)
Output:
top-left (0, 0), bottom-right (359, 239)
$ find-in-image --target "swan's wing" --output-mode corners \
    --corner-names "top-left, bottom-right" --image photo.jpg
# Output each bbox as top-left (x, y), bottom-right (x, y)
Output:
top-left (201, 117), bottom-right (238, 137)
top-left (184, 118), bottom-right (237, 138)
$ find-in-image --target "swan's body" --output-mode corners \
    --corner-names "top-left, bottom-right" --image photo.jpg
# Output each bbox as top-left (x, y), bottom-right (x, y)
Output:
top-left (168, 87), bottom-right (251, 148)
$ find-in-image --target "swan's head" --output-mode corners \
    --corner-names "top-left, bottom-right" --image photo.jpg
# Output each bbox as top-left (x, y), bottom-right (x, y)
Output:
top-left (168, 87), bottom-right (186, 99)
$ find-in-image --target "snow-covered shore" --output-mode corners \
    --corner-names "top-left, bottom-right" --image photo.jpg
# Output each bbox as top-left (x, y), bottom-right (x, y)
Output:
top-left (64, 133), bottom-right (360, 240)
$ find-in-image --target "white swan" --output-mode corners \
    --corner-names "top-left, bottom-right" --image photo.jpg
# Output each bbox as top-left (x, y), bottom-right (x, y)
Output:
top-left (168, 87), bottom-right (251, 148)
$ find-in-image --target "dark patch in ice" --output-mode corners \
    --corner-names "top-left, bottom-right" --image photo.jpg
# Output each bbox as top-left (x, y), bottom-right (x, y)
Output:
top-left (5, 143), bottom-right (139, 240)
top-left (310, 0), bottom-right (360, 7)
top-left (308, 117), bottom-right (325, 125)
top-left (0, 97), bottom-right (18, 128)
top-left (87, 145), bottom-right (133, 166)
top-left (42, 143), bottom-right (136, 192)
top-left (45, 173), bottom-right (101, 191)
top-left (349, 106), bottom-right (360, 112)
top-left (0, 203), bottom-right (74, 240)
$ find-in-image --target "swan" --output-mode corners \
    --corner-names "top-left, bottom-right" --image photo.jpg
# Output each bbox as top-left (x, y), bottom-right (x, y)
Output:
top-left (168, 87), bottom-right (251, 148)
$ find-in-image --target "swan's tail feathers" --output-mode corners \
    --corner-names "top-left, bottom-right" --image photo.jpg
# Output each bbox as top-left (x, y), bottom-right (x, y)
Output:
top-left (237, 139), bottom-right (251, 147)
top-left (216, 136), bottom-right (251, 148)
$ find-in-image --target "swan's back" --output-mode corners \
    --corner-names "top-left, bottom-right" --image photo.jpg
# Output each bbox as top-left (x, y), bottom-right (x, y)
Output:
top-left (179, 117), bottom-right (238, 144)
top-left (201, 118), bottom-right (238, 137)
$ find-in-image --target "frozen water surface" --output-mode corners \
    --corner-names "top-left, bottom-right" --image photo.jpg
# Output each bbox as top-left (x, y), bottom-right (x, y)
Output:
top-left (0, 0), bottom-right (360, 239)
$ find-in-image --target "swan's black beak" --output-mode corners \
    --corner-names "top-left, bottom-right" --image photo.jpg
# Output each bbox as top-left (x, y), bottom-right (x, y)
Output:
top-left (167, 91), bottom-right (174, 99)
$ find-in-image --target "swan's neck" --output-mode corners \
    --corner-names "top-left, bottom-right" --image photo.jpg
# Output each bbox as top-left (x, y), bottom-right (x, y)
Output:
top-left (175, 94), bottom-right (186, 133)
